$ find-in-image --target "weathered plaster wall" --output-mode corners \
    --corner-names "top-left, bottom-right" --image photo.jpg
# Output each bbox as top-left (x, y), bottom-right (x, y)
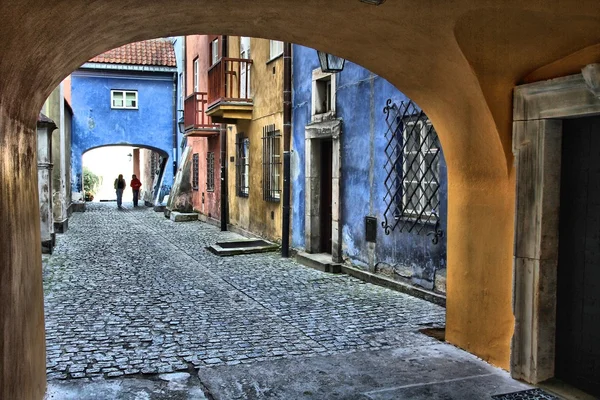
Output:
top-left (4, 4), bottom-right (600, 396)
top-left (70, 70), bottom-right (174, 195)
top-left (226, 37), bottom-right (284, 241)
top-left (190, 136), bottom-right (221, 220)
top-left (185, 35), bottom-right (222, 220)
top-left (291, 45), bottom-right (448, 292)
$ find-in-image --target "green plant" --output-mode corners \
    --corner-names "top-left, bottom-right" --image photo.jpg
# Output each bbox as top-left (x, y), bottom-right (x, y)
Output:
top-left (83, 167), bottom-right (101, 196)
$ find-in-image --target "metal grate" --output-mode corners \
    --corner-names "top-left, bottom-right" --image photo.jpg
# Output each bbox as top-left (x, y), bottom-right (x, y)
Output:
top-left (382, 99), bottom-right (444, 244)
top-left (206, 152), bottom-right (215, 192)
top-left (235, 133), bottom-right (249, 197)
top-left (262, 124), bottom-right (282, 202)
top-left (192, 153), bottom-right (199, 191)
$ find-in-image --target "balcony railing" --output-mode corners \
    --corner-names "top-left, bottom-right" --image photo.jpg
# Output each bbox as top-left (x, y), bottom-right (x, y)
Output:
top-left (207, 57), bottom-right (253, 107)
top-left (184, 92), bottom-right (219, 132)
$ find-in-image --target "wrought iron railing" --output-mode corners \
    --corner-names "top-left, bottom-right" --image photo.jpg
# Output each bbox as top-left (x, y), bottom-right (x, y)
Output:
top-left (207, 57), bottom-right (253, 106)
top-left (183, 92), bottom-right (219, 131)
top-left (381, 99), bottom-right (444, 244)
top-left (235, 133), bottom-right (249, 197)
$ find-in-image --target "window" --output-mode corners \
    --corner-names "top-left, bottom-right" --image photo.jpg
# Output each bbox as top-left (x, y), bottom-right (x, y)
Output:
top-left (311, 69), bottom-right (336, 119)
top-left (262, 125), bottom-right (281, 202)
top-left (400, 116), bottom-right (440, 218)
top-left (269, 40), bottom-right (283, 60)
top-left (210, 38), bottom-right (219, 66)
top-left (178, 72), bottom-right (184, 110)
top-left (111, 90), bottom-right (137, 109)
top-left (193, 58), bottom-right (199, 92)
top-left (206, 152), bottom-right (215, 192)
top-left (240, 37), bottom-right (251, 98)
top-left (192, 153), bottom-right (199, 191)
top-left (315, 76), bottom-right (332, 114)
top-left (235, 133), bottom-right (250, 197)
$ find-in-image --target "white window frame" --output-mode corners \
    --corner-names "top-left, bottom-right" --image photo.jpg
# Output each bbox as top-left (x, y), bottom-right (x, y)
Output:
top-left (240, 36), bottom-right (251, 98)
top-left (401, 119), bottom-right (439, 217)
top-left (269, 40), bottom-right (284, 60)
top-left (193, 58), bottom-right (199, 92)
top-left (311, 68), bottom-right (336, 121)
top-left (211, 38), bottom-right (220, 66)
top-left (111, 90), bottom-right (138, 109)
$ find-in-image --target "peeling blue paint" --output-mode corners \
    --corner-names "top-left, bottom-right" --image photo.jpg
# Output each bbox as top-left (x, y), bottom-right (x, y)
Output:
top-left (71, 70), bottom-right (175, 192)
top-left (291, 45), bottom-right (448, 291)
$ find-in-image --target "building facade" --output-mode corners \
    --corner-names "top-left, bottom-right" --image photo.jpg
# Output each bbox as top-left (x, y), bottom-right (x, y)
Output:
top-left (70, 39), bottom-right (177, 205)
top-left (291, 45), bottom-right (448, 293)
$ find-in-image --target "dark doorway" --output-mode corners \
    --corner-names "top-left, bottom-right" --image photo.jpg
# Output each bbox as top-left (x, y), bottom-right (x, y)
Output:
top-left (320, 139), bottom-right (333, 253)
top-left (555, 116), bottom-right (600, 397)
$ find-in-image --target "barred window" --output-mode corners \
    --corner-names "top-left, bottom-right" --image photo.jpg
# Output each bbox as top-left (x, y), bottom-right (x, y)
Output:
top-left (262, 125), bottom-right (281, 202)
top-left (192, 153), bottom-right (199, 191)
top-left (401, 117), bottom-right (439, 217)
top-left (206, 152), bottom-right (215, 192)
top-left (382, 100), bottom-right (442, 238)
top-left (235, 133), bottom-right (249, 197)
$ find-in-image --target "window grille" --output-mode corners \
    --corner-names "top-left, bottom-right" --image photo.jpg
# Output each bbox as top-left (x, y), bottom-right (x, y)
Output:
top-left (192, 153), bottom-right (199, 191)
top-left (235, 133), bottom-right (249, 197)
top-left (382, 99), bottom-right (443, 243)
top-left (262, 125), bottom-right (281, 202)
top-left (206, 152), bottom-right (215, 192)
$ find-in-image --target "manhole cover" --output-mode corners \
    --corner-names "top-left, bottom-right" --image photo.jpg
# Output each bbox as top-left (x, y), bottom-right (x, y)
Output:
top-left (491, 388), bottom-right (560, 400)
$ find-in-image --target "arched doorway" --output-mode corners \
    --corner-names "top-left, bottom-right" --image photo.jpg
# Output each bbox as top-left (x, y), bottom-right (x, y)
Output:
top-left (2, 2), bottom-right (600, 399)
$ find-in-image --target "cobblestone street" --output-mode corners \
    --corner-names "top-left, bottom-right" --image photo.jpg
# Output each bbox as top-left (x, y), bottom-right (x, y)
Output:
top-left (43, 202), bottom-right (445, 383)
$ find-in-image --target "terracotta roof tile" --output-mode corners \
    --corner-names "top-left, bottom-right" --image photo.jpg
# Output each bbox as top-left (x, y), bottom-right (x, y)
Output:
top-left (89, 38), bottom-right (176, 67)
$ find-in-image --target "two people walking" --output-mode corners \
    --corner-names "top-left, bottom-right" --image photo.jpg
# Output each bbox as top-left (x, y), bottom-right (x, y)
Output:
top-left (114, 174), bottom-right (142, 208)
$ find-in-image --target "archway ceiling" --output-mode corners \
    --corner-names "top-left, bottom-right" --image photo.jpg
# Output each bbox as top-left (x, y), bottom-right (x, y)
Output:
top-left (2, 0), bottom-right (600, 178)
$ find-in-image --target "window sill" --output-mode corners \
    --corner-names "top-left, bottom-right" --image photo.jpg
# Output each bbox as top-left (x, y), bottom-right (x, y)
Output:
top-left (266, 53), bottom-right (283, 65)
top-left (396, 213), bottom-right (439, 226)
top-left (206, 189), bottom-right (215, 193)
top-left (237, 193), bottom-right (249, 198)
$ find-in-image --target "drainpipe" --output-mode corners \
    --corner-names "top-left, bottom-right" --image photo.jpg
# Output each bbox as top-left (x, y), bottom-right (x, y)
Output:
top-left (172, 71), bottom-right (177, 179)
top-left (220, 35), bottom-right (229, 231)
top-left (281, 42), bottom-right (292, 257)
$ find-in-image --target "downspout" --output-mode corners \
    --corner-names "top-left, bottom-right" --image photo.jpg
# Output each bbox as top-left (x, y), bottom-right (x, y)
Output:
top-left (180, 36), bottom-right (187, 157)
top-left (281, 42), bottom-right (292, 257)
top-left (220, 35), bottom-right (229, 231)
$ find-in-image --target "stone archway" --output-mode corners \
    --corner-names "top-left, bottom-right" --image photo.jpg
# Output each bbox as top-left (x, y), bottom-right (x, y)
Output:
top-left (2, 2), bottom-right (600, 399)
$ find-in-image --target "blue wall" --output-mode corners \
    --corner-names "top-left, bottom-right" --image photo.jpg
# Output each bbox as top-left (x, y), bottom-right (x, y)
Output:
top-left (291, 45), bottom-right (448, 291)
top-left (71, 69), bottom-right (175, 192)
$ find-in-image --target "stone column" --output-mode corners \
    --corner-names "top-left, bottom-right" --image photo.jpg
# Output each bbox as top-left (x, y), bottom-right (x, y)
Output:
top-left (0, 106), bottom-right (48, 400)
top-left (38, 113), bottom-right (57, 253)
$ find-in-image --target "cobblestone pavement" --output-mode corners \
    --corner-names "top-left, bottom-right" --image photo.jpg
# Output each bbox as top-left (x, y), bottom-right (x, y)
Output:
top-left (43, 202), bottom-right (445, 381)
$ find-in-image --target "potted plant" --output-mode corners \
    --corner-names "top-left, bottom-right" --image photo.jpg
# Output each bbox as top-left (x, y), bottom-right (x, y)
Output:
top-left (83, 167), bottom-right (101, 202)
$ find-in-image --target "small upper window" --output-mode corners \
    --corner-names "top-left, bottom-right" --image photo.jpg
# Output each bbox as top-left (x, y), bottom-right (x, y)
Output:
top-left (111, 90), bottom-right (138, 109)
top-left (193, 58), bottom-right (199, 92)
top-left (269, 40), bottom-right (283, 60)
top-left (211, 39), bottom-right (220, 66)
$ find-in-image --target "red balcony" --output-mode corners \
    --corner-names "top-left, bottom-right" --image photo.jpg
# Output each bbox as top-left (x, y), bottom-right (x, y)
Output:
top-left (183, 92), bottom-right (220, 137)
top-left (206, 57), bottom-right (253, 123)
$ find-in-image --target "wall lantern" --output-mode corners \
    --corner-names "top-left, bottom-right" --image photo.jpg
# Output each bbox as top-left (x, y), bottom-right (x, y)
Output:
top-left (177, 119), bottom-right (186, 134)
top-left (317, 51), bottom-right (345, 73)
top-left (127, 153), bottom-right (132, 162)
top-left (359, 0), bottom-right (386, 4)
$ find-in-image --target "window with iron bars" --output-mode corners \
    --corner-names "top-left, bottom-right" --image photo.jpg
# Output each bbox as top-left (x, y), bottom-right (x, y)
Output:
top-left (192, 153), bottom-right (199, 191)
top-left (235, 133), bottom-right (249, 197)
top-left (262, 125), bottom-right (281, 202)
top-left (382, 99), bottom-right (442, 240)
top-left (206, 152), bottom-right (215, 192)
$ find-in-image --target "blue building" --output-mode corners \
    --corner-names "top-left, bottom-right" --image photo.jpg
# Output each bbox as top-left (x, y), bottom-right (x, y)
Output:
top-left (70, 39), bottom-right (177, 203)
top-left (291, 45), bottom-right (448, 294)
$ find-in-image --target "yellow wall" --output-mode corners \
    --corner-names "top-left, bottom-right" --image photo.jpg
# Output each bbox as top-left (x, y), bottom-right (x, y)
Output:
top-left (227, 37), bottom-right (284, 241)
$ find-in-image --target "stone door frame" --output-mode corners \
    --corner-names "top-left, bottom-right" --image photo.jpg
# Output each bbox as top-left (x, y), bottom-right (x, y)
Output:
top-left (305, 119), bottom-right (343, 262)
top-left (512, 66), bottom-right (600, 384)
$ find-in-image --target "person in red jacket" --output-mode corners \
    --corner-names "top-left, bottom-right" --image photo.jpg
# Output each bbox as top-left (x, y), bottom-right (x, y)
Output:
top-left (130, 174), bottom-right (142, 207)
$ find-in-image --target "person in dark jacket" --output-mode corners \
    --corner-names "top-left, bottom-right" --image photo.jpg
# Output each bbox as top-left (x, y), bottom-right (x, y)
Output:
top-left (130, 174), bottom-right (142, 207)
top-left (114, 174), bottom-right (126, 208)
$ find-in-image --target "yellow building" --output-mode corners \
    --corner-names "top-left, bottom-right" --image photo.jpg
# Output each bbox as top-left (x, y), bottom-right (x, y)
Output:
top-left (219, 37), bottom-right (285, 242)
